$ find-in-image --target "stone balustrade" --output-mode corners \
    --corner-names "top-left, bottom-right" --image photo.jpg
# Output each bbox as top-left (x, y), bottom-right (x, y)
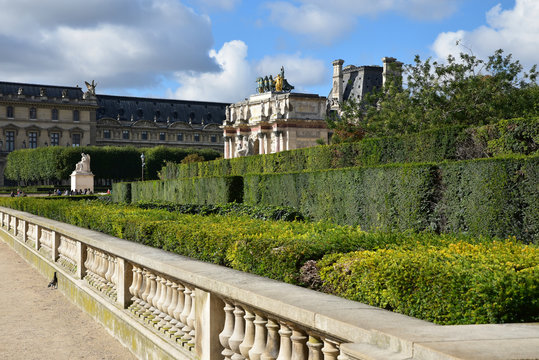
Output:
top-left (1, 206), bottom-right (538, 360)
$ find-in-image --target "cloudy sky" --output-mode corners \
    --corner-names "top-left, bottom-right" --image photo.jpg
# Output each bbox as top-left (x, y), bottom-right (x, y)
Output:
top-left (0, 0), bottom-right (537, 103)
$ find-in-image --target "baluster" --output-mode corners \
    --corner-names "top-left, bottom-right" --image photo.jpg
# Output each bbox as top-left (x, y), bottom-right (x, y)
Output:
top-left (290, 328), bottom-right (308, 360)
top-left (170, 283), bottom-right (186, 337)
top-left (249, 313), bottom-right (268, 360)
top-left (307, 335), bottom-right (323, 360)
top-left (98, 252), bottom-right (108, 285)
top-left (131, 266), bottom-right (144, 313)
top-left (239, 308), bottom-right (255, 359)
top-left (84, 248), bottom-right (93, 277)
top-left (276, 323), bottom-right (292, 360)
top-left (111, 257), bottom-right (119, 287)
top-left (157, 279), bottom-right (173, 329)
top-left (143, 273), bottom-right (158, 320)
top-left (262, 318), bottom-right (280, 360)
top-left (219, 300), bottom-right (235, 360)
top-left (139, 270), bottom-right (152, 317)
top-left (105, 255), bottom-right (114, 285)
top-left (175, 285), bottom-right (191, 343)
top-left (187, 290), bottom-right (196, 346)
top-left (229, 305), bottom-right (246, 360)
top-left (128, 265), bottom-right (139, 308)
top-left (151, 276), bottom-right (165, 325)
top-left (321, 340), bottom-right (340, 360)
top-left (163, 281), bottom-right (178, 333)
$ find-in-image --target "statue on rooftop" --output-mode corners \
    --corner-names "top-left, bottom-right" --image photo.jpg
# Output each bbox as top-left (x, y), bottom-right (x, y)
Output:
top-left (83, 80), bottom-right (97, 99)
top-left (255, 66), bottom-right (294, 94)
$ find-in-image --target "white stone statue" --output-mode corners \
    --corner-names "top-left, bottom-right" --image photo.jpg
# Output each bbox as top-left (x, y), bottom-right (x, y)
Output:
top-left (235, 140), bottom-right (249, 157)
top-left (75, 153), bottom-right (91, 173)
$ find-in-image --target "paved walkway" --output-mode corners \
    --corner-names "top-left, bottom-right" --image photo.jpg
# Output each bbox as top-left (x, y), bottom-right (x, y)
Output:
top-left (0, 240), bottom-right (137, 360)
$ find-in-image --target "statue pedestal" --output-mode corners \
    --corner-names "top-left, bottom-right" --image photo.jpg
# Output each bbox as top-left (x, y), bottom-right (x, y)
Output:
top-left (71, 172), bottom-right (94, 192)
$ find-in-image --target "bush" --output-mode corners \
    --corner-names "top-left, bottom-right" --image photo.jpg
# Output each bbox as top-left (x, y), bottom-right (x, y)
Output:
top-left (319, 240), bottom-right (539, 324)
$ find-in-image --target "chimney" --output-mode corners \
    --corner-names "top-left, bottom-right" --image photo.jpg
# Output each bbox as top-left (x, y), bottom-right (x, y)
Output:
top-left (382, 57), bottom-right (403, 88)
top-left (331, 59), bottom-right (344, 110)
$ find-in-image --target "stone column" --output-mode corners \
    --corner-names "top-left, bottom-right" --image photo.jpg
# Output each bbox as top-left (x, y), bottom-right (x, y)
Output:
top-left (224, 136), bottom-right (230, 159)
top-left (196, 289), bottom-right (225, 360)
top-left (76, 241), bottom-right (87, 279)
top-left (273, 131), bottom-right (281, 153)
top-left (332, 59), bottom-right (344, 111)
top-left (258, 133), bottom-right (265, 155)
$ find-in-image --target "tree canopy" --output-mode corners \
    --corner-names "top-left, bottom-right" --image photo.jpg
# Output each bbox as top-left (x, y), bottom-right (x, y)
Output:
top-left (328, 49), bottom-right (539, 143)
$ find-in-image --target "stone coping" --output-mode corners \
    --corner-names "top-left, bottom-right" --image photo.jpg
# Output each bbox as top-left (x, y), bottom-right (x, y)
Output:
top-left (2, 206), bottom-right (538, 360)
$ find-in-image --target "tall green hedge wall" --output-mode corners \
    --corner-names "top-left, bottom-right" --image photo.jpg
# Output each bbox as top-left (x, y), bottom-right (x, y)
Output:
top-left (115, 154), bottom-right (538, 243)
top-left (127, 176), bottom-right (243, 205)
top-left (161, 117), bottom-right (538, 180)
top-left (5, 145), bottom-right (221, 182)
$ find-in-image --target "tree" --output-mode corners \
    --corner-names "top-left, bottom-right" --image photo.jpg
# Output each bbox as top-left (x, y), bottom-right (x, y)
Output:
top-left (329, 49), bottom-right (539, 142)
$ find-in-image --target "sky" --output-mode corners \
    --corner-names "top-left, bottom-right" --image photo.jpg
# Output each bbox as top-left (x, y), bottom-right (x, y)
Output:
top-left (0, 0), bottom-right (538, 104)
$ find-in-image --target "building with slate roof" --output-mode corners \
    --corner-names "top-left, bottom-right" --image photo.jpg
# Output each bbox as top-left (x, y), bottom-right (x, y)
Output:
top-left (0, 80), bottom-right (227, 185)
top-left (329, 57), bottom-right (403, 112)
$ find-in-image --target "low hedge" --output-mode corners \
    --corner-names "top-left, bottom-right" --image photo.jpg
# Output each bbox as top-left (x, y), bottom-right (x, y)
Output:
top-left (0, 197), bottom-right (536, 325)
top-left (161, 117), bottom-right (538, 180)
top-left (135, 201), bottom-right (305, 222)
top-left (319, 240), bottom-right (539, 325)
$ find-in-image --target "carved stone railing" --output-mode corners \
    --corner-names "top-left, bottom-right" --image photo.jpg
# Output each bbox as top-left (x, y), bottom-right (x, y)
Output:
top-left (1, 206), bottom-right (537, 360)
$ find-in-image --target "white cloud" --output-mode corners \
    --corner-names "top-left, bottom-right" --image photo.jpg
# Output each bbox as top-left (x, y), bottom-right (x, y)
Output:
top-left (0, 0), bottom-right (217, 91)
top-left (432, 0), bottom-right (539, 69)
top-left (198, 0), bottom-right (241, 11)
top-left (172, 40), bottom-right (328, 102)
top-left (265, 0), bottom-right (459, 44)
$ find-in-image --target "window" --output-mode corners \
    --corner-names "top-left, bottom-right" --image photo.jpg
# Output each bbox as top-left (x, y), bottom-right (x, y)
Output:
top-left (6, 106), bottom-right (14, 118)
top-left (51, 108), bottom-right (58, 120)
top-left (194, 133), bottom-right (200, 142)
top-left (103, 129), bottom-right (111, 139)
top-left (177, 133), bottom-right (183, 141)
top-left (51, 132), bottom-right (60, 146)
top-left (141, 131), bottom-right (148, 140)
top-left (122, 130), bottom-right (129, 139)
top-left (29, 132), bottom-right (37, 148)
top-left (73, 110), bottom-right (80, 122)
top-left (29, 107), bottom-right (37, 119)
top-left (72, 133), bottom-right (81, 147)
top-left (6, 131), bottom-right (15, 151)
top-left (211, 134), bottom-right (217, 143)
top-left (159, 132), bottom-right (166, 141)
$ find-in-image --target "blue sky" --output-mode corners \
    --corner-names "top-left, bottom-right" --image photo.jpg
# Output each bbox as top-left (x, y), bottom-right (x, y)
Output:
top-left (0, 0), bottom-right (537, 103)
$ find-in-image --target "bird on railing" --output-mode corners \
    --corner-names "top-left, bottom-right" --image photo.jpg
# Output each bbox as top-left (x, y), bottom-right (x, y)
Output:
top-left (48, 272), bottom-right (58, 289)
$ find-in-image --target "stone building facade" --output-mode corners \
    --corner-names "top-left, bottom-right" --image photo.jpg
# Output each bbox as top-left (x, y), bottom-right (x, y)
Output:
top-left (0, 81), bottom-right (227, 184)
top-left (329, 57), bottom-right (403, 112)
top-left (222, 92), bottom-right (329, 159)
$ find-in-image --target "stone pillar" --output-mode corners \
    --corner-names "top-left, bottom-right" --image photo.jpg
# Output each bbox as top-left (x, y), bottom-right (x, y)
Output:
top-left (52, 230), bottom-right (60, 262)
top-left (332, 59), bottom-right (344, 111)
top-left (35, 225), bottom-right (42, 251)
top-left (117, 258), bottom-right (133, 309)
top-left (286, 130), bottom-right (297, 151)
top-left (76, 241), bottom-right (87, 279)
top-left (196, 289), bottom-right (225, 360)
top-left (22, 220), bottom-right (28, 243)
top-left (224, 136), bottom-right (230, 159)
top-left (258, 133), bottom-right (265, 154)
top-left (273, 131), bottom-right (281, 153)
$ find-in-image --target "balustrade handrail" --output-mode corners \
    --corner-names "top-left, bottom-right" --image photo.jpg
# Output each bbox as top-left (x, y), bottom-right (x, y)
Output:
top-left (1, 206), bottom-right (537, 360)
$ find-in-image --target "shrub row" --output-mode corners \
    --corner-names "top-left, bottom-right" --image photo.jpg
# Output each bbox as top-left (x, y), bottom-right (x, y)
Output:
top-left (126, 176), bottom-right (243, 204)
top-left (318, 240), bottom-right (539, 325)
top-left (135, 201), bottom-right (305, 221)
top-left (161, 117), bottom-right (538, 179)
top-left (5, 145), bottom-right (221, 183)
top-left (1, 197), bottom-right (536, 325)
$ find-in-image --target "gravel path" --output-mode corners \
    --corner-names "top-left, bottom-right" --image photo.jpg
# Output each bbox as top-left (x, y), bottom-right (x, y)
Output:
top-left (0, 240), bottom-right (137, 360)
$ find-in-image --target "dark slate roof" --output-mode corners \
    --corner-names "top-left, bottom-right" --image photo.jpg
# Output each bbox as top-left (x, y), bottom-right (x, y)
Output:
top-left (342, 66), bottom-right (382, 102)
top-left (0, 81), bottom-right (84, 99)
top-left (96, 94), bottom-right (228, 125)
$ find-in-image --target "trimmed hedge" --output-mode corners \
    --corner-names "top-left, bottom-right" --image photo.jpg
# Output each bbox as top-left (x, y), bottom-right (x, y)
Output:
top-left (5, 145), bottom-right (221, 183)
top-left (244, 163), bottom-right (439, 232)
top-left (0, 197), bottom-right (536, 325)
top-left (319, 240), bottom-right (539, 325)
top-left (127, 176), bottom-right (243, 205)
top-left (161, 117), bottom-right (538, 180)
